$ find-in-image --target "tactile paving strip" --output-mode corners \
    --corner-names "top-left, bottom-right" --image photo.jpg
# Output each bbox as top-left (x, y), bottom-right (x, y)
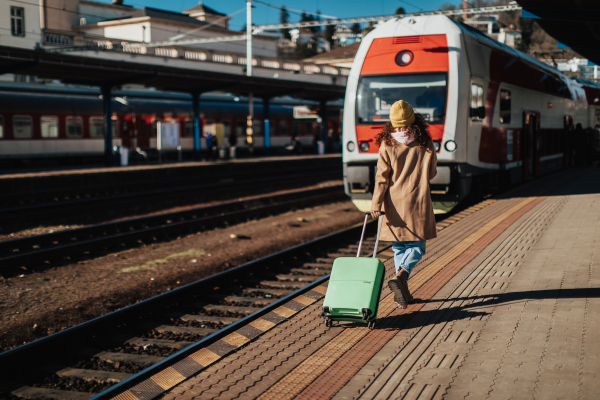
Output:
top-left (258, 197), bottom-right (543, 400)
top-left (104, 199), bottom-right (496, 400)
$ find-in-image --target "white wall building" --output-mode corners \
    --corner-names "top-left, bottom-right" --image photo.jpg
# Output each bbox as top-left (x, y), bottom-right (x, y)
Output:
top-left (0, 0), bottom-right (42, 50)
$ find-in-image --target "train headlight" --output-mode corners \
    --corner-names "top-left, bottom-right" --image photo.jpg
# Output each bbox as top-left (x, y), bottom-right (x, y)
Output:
top-left (347, 141), bottom-right (356, 152)
top-left (395, 50), bottom-right (414, 67)
top-left (433, 141), bottom-right (441, 152)
top-left (359, 141), bottom-right (370, 152)
top-left (444, 140), bottom-right (457, 152)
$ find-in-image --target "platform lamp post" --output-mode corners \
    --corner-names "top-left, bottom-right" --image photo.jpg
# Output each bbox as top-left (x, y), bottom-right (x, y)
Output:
top-left (246, 0), bottom-right (254, 155)
top-left (192, 91), bottom-right (202, 161)
top-left (101, 85), bottom-right (114, 166)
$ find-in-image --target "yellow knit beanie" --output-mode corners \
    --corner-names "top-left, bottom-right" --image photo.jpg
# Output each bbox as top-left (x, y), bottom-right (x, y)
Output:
top-left (389, 100), bottom-right (415, 127)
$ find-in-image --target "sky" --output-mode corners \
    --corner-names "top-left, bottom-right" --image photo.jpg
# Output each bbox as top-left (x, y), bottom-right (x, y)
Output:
top-left (97, 0), bottom-right (460, 31)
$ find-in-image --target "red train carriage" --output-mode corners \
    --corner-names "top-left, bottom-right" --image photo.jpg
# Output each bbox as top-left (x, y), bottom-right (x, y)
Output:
top-left (0, 85), bottom-right (341, 164)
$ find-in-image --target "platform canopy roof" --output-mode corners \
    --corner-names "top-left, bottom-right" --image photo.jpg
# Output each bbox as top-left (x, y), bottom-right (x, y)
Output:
top-left (518, 0), bottom-right (600, 65)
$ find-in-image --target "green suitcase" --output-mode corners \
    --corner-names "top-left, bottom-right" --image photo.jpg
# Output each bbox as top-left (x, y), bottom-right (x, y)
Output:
top-left (322, 212), bottom-right (386, 329)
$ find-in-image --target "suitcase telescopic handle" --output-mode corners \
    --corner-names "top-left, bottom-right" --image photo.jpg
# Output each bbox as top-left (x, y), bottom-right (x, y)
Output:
top-left (356, 211), bottom-right (385, 258)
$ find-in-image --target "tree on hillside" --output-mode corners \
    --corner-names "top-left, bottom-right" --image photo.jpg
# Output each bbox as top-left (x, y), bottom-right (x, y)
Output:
top-left (438, 3), bottom-right (456, 11)
top-left (351, 22), bottom-right (361, 34)
top-left (280, 6), bottom-right (291, 40)
top-left (324, 23), bottom-right (336, 47)
top-left (515, 17), bottom-right (535, 52)
top-left (395, 7), bottom-right (406, 14)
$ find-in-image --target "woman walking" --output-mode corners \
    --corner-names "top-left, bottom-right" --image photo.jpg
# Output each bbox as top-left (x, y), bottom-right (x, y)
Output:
top-left (370, 100), bottom-right (438, 309)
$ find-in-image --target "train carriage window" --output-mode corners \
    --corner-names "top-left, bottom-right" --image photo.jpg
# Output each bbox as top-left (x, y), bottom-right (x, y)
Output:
top-left (184, 120), bottom-right (194, 137)
top-left (13, 116), bottom-right (32, 138)
top-left (222, 120), bottom-right (231, 138)
top-left (66, 116), bottom-right (83, 137)
top-left (470, 84), bottom-right (485, 121)
top-left (0, 116), bottom-right (4, 138)
top-left (305, 121), bottom-right (313, 136)
top-left (90, 117), bottom-right (103, 137)
top-left (293, 121), bottom-right (301, 137)
top-left (140, 120), bottom-right (147, 136)
top-left (357, 73), bottom-right (448, 125)
top-left (112, 118), bottom-right (118, 137)
top-left (41, 116), bottom-right (59, 138)
top-left (252, 120), bottom-right (262, 136)
top-left (279, 120), bottom-right (289, 136)
top-left (236, 120), bottom-right (245, 136)
top-left (499, 90), bottom-right (511, 124)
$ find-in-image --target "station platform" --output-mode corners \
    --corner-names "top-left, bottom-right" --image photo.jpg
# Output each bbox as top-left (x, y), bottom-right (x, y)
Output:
top-left (117, 167), bottom-right (599, 400)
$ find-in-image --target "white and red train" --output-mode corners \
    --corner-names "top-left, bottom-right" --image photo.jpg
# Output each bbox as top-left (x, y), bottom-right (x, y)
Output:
top-left (343, 15), bottom-right (600, 213)
top-left (0, 83), bottom-right (341, 165)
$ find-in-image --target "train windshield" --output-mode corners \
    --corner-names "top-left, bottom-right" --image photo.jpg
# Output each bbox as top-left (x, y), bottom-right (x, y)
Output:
top-left (356, 73), bottom-right (448, 125)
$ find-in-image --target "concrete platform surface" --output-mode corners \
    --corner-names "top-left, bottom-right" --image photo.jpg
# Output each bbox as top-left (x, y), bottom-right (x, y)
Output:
top-left (157, 168), bottom-right (600, 400)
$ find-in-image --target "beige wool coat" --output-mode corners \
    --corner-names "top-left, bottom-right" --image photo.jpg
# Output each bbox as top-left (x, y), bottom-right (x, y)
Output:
top-left (371, 139), bottom-right (438, 242)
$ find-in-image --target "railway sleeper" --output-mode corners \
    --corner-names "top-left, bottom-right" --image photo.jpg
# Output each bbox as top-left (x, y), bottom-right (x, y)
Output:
top-left (242, 288), bottom-right (294, 297)
top-left (274, 274), bottom-right (321, 282)
top-left (113, 335), bottom-right (194, 350)
top-left (173, 313), bottom-right (238, 325)
top-left (80, 349), bottom-right (165, 367)
top-left (10, 386), bottom-right (93, 400)
top-left (288, 268), bottom-right (329, 276)
top-left (257, 280), bottom-right (307, 289)
top-left (198, 304), bottom-right (262, 317)
top-left (212, 295), bottom-right (277, 307)
top-left (141, 323), bottom-right (218, 337)
top-left (41, 365), bottom-right (132, 384)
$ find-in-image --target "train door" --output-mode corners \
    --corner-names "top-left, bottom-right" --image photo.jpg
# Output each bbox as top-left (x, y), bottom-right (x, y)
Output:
top-left (564, 115), bottom-right (574, 168)
top-left (137, 118), bottom-right (150, 148)
top-left (522, 111), bottom-right (540, 179)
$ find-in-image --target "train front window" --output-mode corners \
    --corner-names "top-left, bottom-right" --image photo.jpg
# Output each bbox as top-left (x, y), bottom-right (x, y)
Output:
top-left (356, 73), bottom-right (447, 124)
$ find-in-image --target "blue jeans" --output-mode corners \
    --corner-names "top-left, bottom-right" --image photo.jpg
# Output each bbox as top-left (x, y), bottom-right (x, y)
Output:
top-left (392, 241), bottom-right (426, 276)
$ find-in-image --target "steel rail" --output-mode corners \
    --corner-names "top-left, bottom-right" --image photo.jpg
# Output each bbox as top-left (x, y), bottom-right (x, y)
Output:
top-left (0, 218), bottom-right (375, 370)
top-left (0, 185), bottom-right (345, 271)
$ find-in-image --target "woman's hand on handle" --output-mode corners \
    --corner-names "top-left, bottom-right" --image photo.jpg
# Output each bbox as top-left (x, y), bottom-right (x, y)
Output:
top-left (371, 210), bottom-right (382, 219)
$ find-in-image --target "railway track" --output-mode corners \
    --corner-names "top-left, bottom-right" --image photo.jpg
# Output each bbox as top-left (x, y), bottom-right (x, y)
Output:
top-left (0, 219), bottom-right (382, 400)
top-left (0, 184), bottom-right (345, 273)
top-left (0, 168), bottom-right (341, 226)
top-left (0, 200), bottom-right (490, 400)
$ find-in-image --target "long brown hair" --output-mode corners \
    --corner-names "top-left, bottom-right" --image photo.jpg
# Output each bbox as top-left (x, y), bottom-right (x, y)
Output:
top-left (375, 113), bottom-right (431, 148)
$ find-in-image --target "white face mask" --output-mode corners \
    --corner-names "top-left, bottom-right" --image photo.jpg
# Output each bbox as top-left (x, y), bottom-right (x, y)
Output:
top-left (391, 127), bottom-right (415, 145)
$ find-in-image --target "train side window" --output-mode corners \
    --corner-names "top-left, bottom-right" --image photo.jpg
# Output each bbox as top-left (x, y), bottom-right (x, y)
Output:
top-left (41, 116), bottom-right (59, 138)
top-left (184, 120), bottom-right (193, 137)
top-left (293, 121), bottom-right (301, 137)
top-left (89, 117), bottom-right (104, 137)
top-left (222, 120), bottom-right (231, 138)
top-left (66, 116), bottom-right (83, 137)
top-left (0, 116), bottom-right (4, 138)
top-left (279, 120), bottom-right (289, 136)
top-left (499, 90), bottom-right (511, 124)
top-left (252, 120), bottom-right (262, 136)
top-left (235, 120), bottom-right (245, 136)
top-left (140, 120), bottom-right (147, 136)
top-left (470, 84), bottom-right (485, 121)
top-left (112, 117), bottom-right (118, 137)
top-left (13, 115), bottom-right (32, 138)
top-left (305, 121), bottom-right (313, 136)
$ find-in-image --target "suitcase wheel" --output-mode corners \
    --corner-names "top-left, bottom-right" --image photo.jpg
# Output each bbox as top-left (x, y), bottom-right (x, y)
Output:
top-left (368, 321), bottom-right (376, 329)
top-left (362, 308), bottom-right (372, 321)
top-left (325, 318), bottom-right (333, 327)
